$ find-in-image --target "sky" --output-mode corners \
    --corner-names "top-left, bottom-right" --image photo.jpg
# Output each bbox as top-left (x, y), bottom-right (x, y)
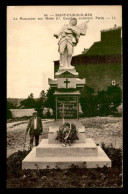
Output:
top-left (7, 6), bottom-right (122, 98)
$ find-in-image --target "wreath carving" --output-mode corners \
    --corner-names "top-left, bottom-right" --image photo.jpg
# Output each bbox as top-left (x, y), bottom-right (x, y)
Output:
top-left (55, 122), bottom-right (79, 146)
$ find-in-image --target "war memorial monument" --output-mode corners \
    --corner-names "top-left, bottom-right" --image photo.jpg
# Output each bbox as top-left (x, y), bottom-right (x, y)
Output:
top-left (22, 18), bottom-right (111, 169)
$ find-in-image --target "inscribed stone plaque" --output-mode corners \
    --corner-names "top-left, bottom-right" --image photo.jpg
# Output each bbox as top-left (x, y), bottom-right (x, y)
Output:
top-left (56, 96), bottom-right (78, 119)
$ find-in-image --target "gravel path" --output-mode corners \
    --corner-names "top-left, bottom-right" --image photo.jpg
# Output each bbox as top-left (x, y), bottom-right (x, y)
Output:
top-left (80, 117), bottom-right (122, 148)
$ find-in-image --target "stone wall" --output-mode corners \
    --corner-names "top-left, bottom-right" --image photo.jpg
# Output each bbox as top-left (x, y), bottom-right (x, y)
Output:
top-left (10, 108), bottom-right (53, 118)
top-left (10, 109), bottom-right (35, 118)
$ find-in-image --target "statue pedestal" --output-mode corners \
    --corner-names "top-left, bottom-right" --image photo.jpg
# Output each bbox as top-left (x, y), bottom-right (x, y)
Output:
top-left (22, 66), bottom-right (111, 169)
top-left (59, 65), bottom-right (75, 70)
top-left (55, 68), bottom-right (79, 78)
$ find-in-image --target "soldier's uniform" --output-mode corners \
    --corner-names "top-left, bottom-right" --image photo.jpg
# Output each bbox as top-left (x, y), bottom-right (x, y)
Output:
top-left (56, 24), bottom-right (80, 55)
top-left (54, 20), bottom-right (88, 68)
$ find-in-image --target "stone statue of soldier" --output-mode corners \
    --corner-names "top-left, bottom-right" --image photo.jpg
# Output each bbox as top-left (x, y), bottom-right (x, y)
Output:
top-left (54, 18), bottom-right (89, 69)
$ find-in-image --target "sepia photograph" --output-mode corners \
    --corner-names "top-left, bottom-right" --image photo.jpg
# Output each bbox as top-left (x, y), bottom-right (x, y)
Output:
top-left (7, 5), bottom-right (122, 188)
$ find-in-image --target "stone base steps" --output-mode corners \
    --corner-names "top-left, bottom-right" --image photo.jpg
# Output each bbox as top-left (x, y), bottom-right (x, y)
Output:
top-left (22, 139), bottom-right (111, 169)
top-left (36, 139), bottom-right (97, 157)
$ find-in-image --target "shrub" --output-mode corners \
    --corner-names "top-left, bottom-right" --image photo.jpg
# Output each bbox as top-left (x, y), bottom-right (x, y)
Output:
top-left (101, 143), bottom-right (122, 169)
top-left (7, 109), bottom-right (12, 119)
top-left (80, 84), bottom-right (122, 117)
top-left (7, 150), bottom-right (30, 173)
